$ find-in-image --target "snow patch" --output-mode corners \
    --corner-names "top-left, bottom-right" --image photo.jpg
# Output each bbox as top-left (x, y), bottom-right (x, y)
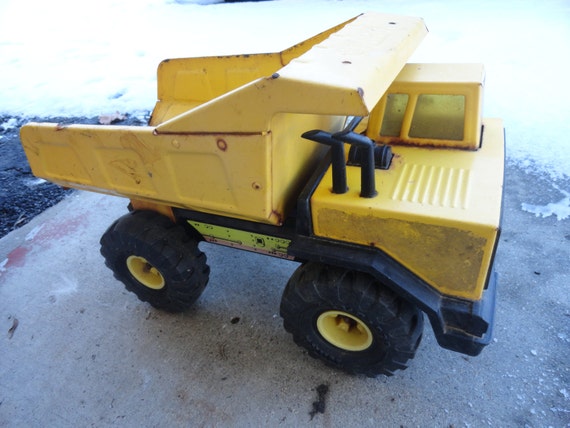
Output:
top-left (522, 189), bottom-right (570, 221)
top-left (0, 117), bottom-right (18, 131)
top-left (25, 178), bottom-right (47, 187)
top-left (169, 0), bottom-right (223, 4)
top-left (0, 258), bottom-right (7, 272)
top-left (0, 0), bottom-right (569, 179)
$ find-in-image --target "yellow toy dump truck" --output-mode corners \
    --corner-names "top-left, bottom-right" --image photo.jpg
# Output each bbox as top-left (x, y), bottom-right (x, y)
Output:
top-left (20, 12), bottom-right (504, 376)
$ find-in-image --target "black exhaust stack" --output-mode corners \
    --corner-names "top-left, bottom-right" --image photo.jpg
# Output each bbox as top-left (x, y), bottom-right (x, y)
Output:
top-left (302, 117), bottom-right (392, 198)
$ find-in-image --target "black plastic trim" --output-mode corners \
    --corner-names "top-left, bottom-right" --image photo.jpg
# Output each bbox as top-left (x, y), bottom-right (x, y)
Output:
top-left (295, 150), bottom-right (332, 236)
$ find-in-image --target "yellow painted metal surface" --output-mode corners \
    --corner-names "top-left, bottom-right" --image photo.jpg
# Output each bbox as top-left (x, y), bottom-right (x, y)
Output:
top-left (366, 63), bottom-right (484, 150)
top-left (20, 122), bottom-right (333, 224)
top-left (155, 13), bottom-right (427, 134)
top-left (20, 12), bottom-right (427, 225)
top-left (129, 199), bottom-right (175, 222)
top-left (150, 17), bottom-right (357, 126)
top-left (311, 118), bottom-right (504, 300)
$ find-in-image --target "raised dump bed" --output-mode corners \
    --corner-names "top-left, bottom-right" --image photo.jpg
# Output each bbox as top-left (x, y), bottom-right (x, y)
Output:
top-left (20, 13), bottom-right (427, 225)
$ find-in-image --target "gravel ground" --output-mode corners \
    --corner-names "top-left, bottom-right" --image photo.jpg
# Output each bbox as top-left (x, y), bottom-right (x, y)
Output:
top-left (0, 115), bottom-right (148, 239)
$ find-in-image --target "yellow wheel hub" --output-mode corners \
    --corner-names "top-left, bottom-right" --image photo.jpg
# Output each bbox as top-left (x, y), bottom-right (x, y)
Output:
top-left (317, 310), bottom-right (373, 352)
top-left (126, 255), bottom-right (165, 290)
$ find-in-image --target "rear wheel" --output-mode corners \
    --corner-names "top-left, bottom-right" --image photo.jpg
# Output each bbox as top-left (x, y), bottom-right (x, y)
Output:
top-left (100, 210), bottom-right (210, 312)
top-left (280, 262), bottom-right (423, 376)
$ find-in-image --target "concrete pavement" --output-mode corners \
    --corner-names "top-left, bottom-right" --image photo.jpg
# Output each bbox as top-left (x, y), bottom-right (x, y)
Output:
top-left (1, 162), bottom-right (569, 427)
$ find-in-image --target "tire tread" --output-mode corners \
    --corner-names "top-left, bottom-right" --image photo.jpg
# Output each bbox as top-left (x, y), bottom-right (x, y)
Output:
top-left (280, 262), bottom-right (423, 377)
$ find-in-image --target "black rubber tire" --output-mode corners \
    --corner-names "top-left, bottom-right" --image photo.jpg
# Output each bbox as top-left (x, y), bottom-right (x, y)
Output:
top-left (100, 210), bottom-right (210, 312)
top-left (280, 262), bottom-right (423, 377)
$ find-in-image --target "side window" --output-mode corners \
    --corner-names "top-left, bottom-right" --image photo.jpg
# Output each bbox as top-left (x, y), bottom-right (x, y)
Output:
top-left (409, 94), bottom-right (465, 141)
top-left (380, 93), bottom-right (409, 137)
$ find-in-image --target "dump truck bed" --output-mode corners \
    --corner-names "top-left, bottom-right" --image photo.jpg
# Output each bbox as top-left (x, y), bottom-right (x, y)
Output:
top-left (20, 13), bottom-right (427, 225)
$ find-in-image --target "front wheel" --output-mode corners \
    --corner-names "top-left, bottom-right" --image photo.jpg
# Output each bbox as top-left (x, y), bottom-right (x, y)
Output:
top-left (280, 262), bottom-right (423, 377)
top-left (100, 210), bottom-right (210, 312)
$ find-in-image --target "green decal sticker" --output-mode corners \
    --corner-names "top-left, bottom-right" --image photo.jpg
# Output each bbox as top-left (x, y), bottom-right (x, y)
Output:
top-left (189, 221), bottom-right (292, 260)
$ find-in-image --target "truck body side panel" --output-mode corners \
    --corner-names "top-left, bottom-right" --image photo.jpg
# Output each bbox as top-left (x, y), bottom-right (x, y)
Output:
top-left (20, 115), bottom-right (340, 225)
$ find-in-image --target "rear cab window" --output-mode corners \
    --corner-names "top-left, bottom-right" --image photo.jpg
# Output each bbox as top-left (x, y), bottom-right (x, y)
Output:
top-left (367, 64), bottom-right (484, 150)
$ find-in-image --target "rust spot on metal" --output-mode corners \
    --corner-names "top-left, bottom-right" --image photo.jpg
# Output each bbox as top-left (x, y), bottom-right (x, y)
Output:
top-left (270, 210), bottom-right (284, 225)
top-left (252, 182), bottom-right (262, 190)
top-left (154, 130), bottom-right (265, 137)
top-left (217, 138), bottom-right (228, 151)
top-left (378, 137), bottom-right (476, 151)
top-left (109, 159), bottom-right (142, 185)
top-left (130, 199), bottom-right (175, 222)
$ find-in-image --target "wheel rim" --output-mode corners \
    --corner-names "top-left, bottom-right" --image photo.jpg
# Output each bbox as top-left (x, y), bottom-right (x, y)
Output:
top-left (126, 255), bottom-right (165, 290)
top-left (316, 310), bottom-right (373, 352)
